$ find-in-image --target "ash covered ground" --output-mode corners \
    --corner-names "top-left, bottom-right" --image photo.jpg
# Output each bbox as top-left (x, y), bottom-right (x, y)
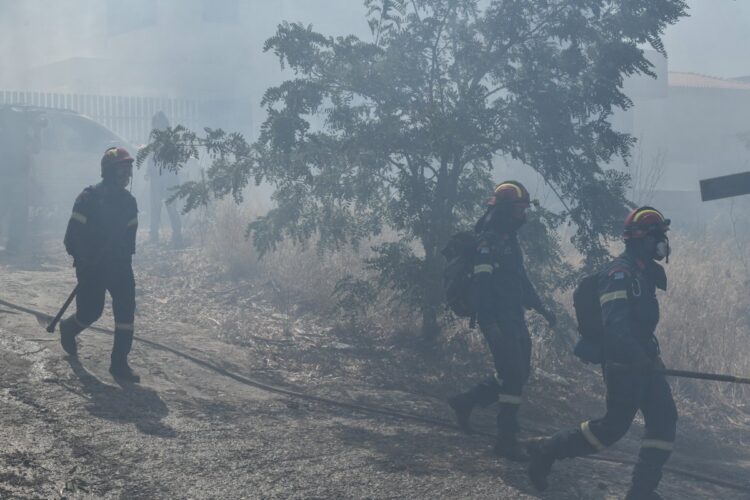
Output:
top-left (1, 243), bottom-right (749, 499)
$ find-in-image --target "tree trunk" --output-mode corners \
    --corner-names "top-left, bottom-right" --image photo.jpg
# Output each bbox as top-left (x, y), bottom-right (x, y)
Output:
top-left (419, 204), bottom-right (453, 340)
top-left (419, 154), bottom-right (460, 340)
top-left (420, 246), bottom-right (443, 340)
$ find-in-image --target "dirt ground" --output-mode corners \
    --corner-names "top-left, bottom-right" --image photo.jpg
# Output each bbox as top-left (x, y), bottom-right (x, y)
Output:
top-left (1, 243), bottom-right (749, 499)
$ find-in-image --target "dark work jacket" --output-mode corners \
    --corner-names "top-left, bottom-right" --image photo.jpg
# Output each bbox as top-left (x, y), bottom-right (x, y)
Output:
top-left (472, 229), bottom-right (543, 319)
top-left (598, 251), bottom-right (666, 363)
top-left (64, 182), bottom-right (138, 268)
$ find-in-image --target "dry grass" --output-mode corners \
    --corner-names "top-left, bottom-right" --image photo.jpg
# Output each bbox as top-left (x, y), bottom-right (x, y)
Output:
top-left (204, 201), bottom-right (750, 410)
top-left (203, 200), bottom-right (418, 336)
top-left (203, 201), bottom-right (263, 278)
top-left (658, 234), bottom-right (750, 407)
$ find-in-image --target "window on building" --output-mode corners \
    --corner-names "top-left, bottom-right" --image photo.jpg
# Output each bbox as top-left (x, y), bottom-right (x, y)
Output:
top-left (202, 0), bottom-right (239, 24)
top-left (107, 0), bottom-right (157, 36)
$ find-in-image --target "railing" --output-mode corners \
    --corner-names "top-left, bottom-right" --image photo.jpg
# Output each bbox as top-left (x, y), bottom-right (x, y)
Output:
top-left (0, 90), bottom-right (199, 145)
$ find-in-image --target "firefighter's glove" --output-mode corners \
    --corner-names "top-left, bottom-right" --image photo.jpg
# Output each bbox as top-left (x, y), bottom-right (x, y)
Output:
top-left (538, 306), bottom-right (557, 328)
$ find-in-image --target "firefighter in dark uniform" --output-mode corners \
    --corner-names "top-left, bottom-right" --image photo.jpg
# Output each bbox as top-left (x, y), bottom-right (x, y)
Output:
top-left (58, 147), bottom-right (141, 383)
top-left (447, 181), bottom-right (557, 461)
top-left (528, 207), bottom-right (676, 500)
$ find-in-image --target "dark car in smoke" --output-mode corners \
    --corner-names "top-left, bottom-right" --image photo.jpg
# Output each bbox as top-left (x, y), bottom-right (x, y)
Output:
top-left (1, 105), bottom-right (140, 250)
top-left (31, 106), bottom-right (138, 206)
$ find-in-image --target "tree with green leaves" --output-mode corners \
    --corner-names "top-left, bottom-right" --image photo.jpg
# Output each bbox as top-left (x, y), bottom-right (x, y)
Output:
top-left (139, 0), bottom-right (686, 338)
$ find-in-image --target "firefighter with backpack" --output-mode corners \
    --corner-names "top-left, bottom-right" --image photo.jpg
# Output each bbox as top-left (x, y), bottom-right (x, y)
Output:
top-left (528, 207), bottom-right (676, 500)
top-left (446, 181), bottom-right (556, 461)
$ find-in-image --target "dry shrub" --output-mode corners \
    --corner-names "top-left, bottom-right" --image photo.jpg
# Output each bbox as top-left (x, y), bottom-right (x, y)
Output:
top-left (261, 238), bottom-right (363, 313)
top-left (204, 200), bottom-right (418, 335)
top-left (658, 234), bottom-right (750, 407)
top-left (205, 201), bottom-right (263, 278)
top-left (206, 202), bottom-right (750, 412)
top-left (262, 236), bottom-right (422, 337)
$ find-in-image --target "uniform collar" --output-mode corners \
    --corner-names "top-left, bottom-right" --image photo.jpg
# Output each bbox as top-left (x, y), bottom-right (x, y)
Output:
top-left (621, 250), bottom-right (667, 291)
top-left (622, 248), bottom-right (647, 267)
top-left (98, 181), bottom-right (128, 195)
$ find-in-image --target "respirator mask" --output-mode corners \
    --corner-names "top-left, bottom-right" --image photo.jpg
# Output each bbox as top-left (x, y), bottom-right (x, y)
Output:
top-left (654, 234), bottom-right (670, 263)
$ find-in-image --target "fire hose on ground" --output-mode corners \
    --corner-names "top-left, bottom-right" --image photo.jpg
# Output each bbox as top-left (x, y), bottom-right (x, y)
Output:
top-left (0, 296), bottom-right (749, 495)
top-left (609, 362), bottom-right (750, 385)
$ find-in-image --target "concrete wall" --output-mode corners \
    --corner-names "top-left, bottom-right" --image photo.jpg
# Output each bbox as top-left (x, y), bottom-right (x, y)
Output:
top-left (630, 86), bottom-right (750, 193)
top-left (620, 82), bottom-right (750, 233)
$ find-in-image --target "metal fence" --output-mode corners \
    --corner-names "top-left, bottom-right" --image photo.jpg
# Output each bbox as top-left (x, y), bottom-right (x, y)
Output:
top-left (0, 90), bottom-right (200, 145)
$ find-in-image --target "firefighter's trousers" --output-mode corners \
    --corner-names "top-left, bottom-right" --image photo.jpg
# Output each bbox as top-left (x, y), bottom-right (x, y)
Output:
top-left (464, 311), bottom-right (531, 442)
top-left (62, 263), bottom-right (136, 363)
top-left (546, 363), bottom-right (678, 493)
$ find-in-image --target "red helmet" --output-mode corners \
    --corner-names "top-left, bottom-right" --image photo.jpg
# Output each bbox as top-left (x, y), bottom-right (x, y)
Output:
top-left (488, 181), bottom-right (530, 207)
top-left (101, 146), bottom-right (134, 176)
top-left (623, 206), bottom-right (670, 240)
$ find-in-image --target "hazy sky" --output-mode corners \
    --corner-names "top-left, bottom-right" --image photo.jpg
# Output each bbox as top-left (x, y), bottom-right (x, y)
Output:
top-left (282, 0), bottom-right (750, 78)
top-left (2, 0), bottom-right (750, 86)
top-left (664, 0), bottom-right (750, 77)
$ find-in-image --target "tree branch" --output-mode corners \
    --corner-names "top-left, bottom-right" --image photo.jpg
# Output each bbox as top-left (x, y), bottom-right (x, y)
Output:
top-left (428, 6), bottom-right (453, 107)
top-left (410, 0), bottom-right (421, 22)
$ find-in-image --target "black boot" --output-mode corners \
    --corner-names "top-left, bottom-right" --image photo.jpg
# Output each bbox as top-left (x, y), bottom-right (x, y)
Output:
top-left (527, 438), bottom-right (555, 491)
top-left (493, 401), bottom-right (527, 461)
top-left (109, 360), bottom-right (140, 383)
top-left (625, 487), bottom-right (663, 500)
top-left (527, 428), bottom-right (599, 493)
top-left (110, 331), bottom-right (139, 383)
top-left (447, 393), bottom-right (475, 434)
top-left (59, 317), bottom-right (82, 357)
top-left (494, 435), bottom-right (529, 462)
top-left (629, 445), bottom-right (670, 500)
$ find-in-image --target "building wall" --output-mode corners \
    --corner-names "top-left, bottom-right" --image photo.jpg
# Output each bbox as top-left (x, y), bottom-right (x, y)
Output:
top-left (620, 83), bottom-right (750, 232)
top-left (630, 86), bottom-right (750, 192)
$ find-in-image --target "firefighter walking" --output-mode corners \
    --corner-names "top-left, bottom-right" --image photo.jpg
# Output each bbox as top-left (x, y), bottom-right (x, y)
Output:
top-left (528, 207), bottom-right (676, 500)
top-left (447, 181), bottom-right (556, 461)
top-left (58, 147), bottom-right (141, 383)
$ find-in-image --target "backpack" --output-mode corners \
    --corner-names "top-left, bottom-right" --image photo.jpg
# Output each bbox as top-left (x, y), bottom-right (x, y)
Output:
top-left (572, 274), bottom-right (605, 363)
top-left (441, 231), bottom-right (479, 319)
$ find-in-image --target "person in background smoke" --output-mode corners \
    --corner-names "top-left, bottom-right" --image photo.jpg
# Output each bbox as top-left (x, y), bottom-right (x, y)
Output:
top-left (528, 207), bottom-right (676, 500)
top-left (0, 106), bottom-right (44, 254)
top-left (146, 111), bottom-right (183, 247)
top-left (447, 181), bottom-right (557, 461)
top-left (58, 147), bottom-right (141, 383)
